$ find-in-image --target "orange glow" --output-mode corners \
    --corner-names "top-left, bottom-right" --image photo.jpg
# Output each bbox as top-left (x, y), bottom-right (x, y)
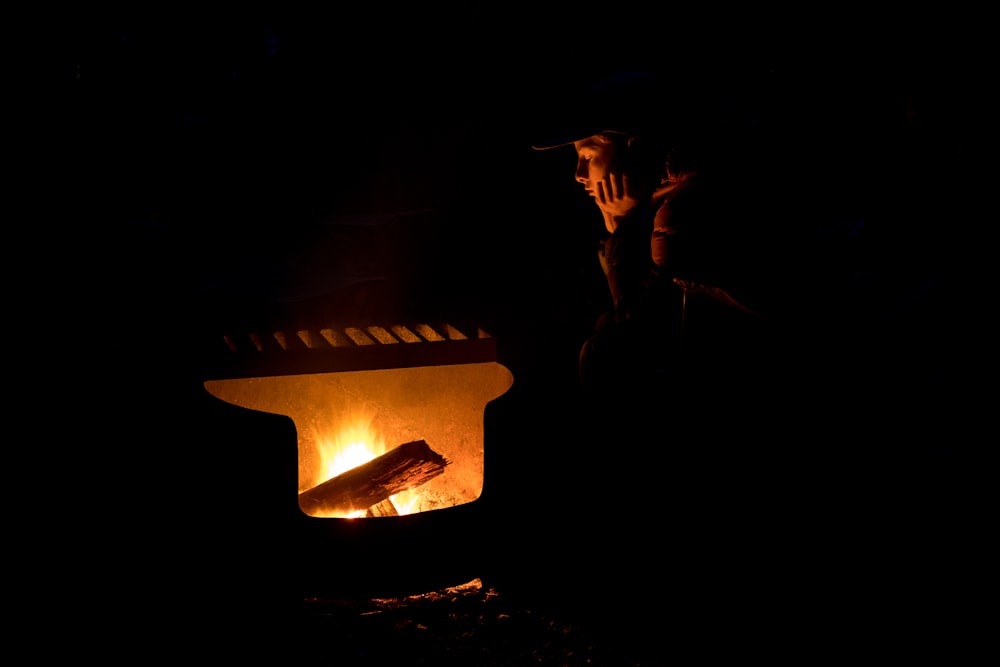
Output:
top-left (203, 362), bottom-right (514, 520)
top-left (311, 411), bottom-right (387, 488)
top-left (306, 412), bottom-right (423, 519)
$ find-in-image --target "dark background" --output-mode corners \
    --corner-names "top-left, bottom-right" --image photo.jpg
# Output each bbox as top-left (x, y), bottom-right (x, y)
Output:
top-left (58, 8), bottom-right (987, 323)
top-left (40, 7), bottom-right (988, 659)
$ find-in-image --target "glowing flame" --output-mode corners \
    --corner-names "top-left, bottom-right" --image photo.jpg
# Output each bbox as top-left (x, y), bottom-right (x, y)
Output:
top-left (304, 412), bottom-right (424, 518)
top-left (326, 440), bottom-right (378, 481)
top-left (311, 413), bottom-right (386, 486)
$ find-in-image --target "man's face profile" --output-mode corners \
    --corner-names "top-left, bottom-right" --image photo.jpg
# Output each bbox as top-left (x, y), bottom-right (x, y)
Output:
top-left (572, 135), bottom-right (620, 197)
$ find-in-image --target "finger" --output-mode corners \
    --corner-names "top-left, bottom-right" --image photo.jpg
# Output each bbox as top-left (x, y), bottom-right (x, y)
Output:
top-left (605, 173), bottom-right (620, 201)
top-left (612, 172), bottom-right (627, 200)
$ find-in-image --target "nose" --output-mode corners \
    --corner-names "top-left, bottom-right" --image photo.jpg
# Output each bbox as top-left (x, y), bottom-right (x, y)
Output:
top-left (574, 158), bottom-right (588, 184)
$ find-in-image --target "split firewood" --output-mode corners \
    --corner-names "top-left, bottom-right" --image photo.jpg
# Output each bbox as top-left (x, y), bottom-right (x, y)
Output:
top-left (366, 499), bottom-right (399, 517)
top-left (299, 439), bottom-right (449, 516)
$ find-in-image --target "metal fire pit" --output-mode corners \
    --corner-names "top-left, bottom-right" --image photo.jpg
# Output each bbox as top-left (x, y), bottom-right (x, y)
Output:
top-left (200, 316), bottom-right (514, 601)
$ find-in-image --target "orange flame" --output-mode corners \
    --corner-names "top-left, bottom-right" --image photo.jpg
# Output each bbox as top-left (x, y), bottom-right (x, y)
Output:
top-left (304, 411), bottom-right (422, 517)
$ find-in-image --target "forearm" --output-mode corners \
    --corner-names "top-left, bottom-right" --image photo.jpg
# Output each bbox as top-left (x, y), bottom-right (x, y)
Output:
top-left (600, 215), bottom-right (656, 320)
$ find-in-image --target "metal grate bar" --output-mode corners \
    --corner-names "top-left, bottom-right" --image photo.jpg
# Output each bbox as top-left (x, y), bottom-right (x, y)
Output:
top-left (202, 321), bottom-right (499, 380)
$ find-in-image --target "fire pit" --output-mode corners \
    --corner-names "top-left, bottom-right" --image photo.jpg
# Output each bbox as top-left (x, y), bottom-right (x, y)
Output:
top-left (201, 316), bottom-right (514, 599)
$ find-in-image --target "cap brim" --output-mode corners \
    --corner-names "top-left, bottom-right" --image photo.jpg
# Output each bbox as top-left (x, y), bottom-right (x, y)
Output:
top-left (531, 137), bottom-right (580, 151)
top-left (531, 128), bottom-right (629, 151)
top-left (529, 121), bottom-right (600, 151)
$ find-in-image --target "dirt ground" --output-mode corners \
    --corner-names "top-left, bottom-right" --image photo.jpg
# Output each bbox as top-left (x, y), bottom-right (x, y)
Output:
top-left (291, 578), bottom-right (662, 667)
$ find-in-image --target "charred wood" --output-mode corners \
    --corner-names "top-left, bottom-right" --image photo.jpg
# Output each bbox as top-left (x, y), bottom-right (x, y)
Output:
top-left (299, 440), bottom-right (449, 516)
top-left (367, 499), bottom-right (400, 517)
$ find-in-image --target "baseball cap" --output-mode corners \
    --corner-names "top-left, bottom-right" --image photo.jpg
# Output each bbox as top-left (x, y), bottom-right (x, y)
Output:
top-left (530, 70), bottom-right (666, 150)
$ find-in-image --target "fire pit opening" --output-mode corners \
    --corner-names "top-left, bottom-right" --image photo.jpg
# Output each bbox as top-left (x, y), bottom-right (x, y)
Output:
top-left (203, 322), bottom-right (513, 520)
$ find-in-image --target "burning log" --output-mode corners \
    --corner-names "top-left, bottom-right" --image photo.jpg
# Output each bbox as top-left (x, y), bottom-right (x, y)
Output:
top-left (299, 439), bottom-right (450, 516)
top-left (366, 499), bottom-right (399, 517)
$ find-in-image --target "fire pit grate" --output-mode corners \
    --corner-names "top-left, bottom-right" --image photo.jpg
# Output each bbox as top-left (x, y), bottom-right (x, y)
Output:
top-left (202, 319), bottom-right (499, 380)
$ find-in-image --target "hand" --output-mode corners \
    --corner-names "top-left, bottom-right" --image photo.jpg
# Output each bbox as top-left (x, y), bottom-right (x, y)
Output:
top-left (594, 172), bottom-right (641, 234)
